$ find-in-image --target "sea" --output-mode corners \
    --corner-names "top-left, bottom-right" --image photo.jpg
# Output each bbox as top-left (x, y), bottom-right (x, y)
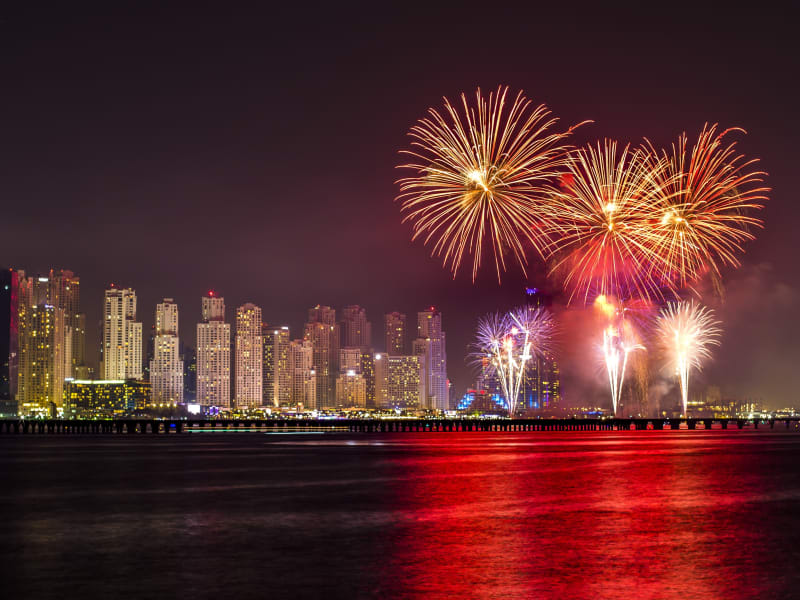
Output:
top-left (2, 430), bottom-right (800, 599)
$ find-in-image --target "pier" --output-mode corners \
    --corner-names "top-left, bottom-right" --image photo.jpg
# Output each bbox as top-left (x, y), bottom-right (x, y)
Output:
top-left (1, 417), bottom-right (799, 434)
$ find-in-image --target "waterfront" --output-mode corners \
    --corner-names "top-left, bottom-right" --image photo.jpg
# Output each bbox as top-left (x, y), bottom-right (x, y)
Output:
top-left (2, 432), bottom-right (800, 599)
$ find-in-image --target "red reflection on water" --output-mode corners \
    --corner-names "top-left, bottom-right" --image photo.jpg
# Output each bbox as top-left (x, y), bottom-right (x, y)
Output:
top-left (379, 432), bottom-right (778, 599)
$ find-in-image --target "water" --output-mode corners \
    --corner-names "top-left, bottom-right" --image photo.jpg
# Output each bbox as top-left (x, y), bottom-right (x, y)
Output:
top-left (2, 431), bottom-right (800, 599)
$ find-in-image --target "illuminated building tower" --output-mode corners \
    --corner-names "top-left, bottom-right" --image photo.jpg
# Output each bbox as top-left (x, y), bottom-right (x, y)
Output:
top-left (264, 326), bottom-right (290, 407)
top-left (416, 308), bottom-right (447, 411)
top-left (262, 324), bottom-right (274, 406)
top-left (150, 299), bottom-right (183, 405)
top-left (411, 337), bottom-right (430, 407)
top-left (384, 312), bottom-right (406, 355)
top-left (341, 305), bottom-right (371, 349)
top-left (288, 339), bottom-right (316, 410)
top-left (520, 288), bottom-right (561, 412)
top-left (1, 269), bottom-right (20, 415)
top-left (359, 350), bottom-right (376, 408)
top-left (235, 303), bottom-right (263, 409)
top-left (304, 305), bottom-right (339, 409)
top-left (196, 293), bottom-right (231, 408)
top-left (48, 269), bottom-right (86, 375)
top-left (102, 287), bottom-right (143, 380)
top-left (17, 303), bottom-right (66, 416)
top-left (375, 353), bottom-right (423, 410)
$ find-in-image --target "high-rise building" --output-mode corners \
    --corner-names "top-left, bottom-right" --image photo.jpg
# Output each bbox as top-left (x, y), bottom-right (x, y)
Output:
top-left (304, 305), bottom-right (339, 409)
top-left (375, 353), bottom-right (424, 410)
top-left (262, 324), bottom-right (275, 406)
top-left (13, 271), bottom-right (76, 416)
top-left (150, 299), bottom-right (183, 405)
top-left (384, 312), bottom-right (406, 355)
top-left (359, 350), bottom-right (376, 408)
top-left (196, 293), bottom-right (231, 408)
top-left (49, 269), bottom-right (86, 373)
top-left (263, 325), bottom-right (290, 407)
top-left (235, 303), bottom-right (263, 409)
top-left (0, 269), bottom-right (20, 415)
top-left (341, 305), bottom-right (371, 349)
top-left (102, 288), bottom-right (143, 380)
top-left (17, 303), bottom-right (66, 416)
top-left (520, 288), bottom-right (560, 412)
top-left (288, 339), bottom-right (316, 409)
top-left (416, 308), bottom-right (447, 411)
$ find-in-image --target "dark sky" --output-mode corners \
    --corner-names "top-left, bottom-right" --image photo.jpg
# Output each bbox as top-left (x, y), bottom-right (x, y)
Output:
top-left (2, 4), bottom-right (798, 407)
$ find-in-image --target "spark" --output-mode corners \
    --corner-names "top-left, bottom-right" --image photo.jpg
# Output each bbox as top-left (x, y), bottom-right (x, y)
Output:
top-left (595, 296), bottom-right (645, 415)
top-left (656, 301), bottom-right (722, 416)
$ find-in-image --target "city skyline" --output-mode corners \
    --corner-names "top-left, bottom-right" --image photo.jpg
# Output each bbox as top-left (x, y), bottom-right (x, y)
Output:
top-left (2, 7), bottom-right (798, 409)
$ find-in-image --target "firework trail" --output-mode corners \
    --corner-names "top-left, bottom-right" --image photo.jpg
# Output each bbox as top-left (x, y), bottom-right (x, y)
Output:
top-left (471, 306), bottom-right (555, 416)
top-left (595, 295), bottom-right (645, 415)
top-left (642, 124), bottom-right (769, 290)
top-left (656, 301), bottom-right (722, 415)
top-left (396, 86), bottom-right (588, 282)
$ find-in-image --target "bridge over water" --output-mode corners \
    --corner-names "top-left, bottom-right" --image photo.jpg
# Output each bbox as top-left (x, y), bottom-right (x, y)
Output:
top-left (1, 417), bottom-right (799, 434)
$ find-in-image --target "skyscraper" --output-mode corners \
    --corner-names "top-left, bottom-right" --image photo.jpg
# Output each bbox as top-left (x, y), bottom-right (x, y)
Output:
top-left (416, 307), bottom-right (447, 411)
top-left (521, 288), bottom-right (561, 412)
top-left (102, 287), bottom-right (143, 380)
top-left (150, 299), bottom-right (183, 405)
top-left (196, 293), bottom-right (231, 408)
top-left (341, 305), bottom-right (371, 349)
top-left (235, 303), bottom-right (263, 409)
top-left (359, 350), bottom-right (376, 408)
top-left (263, 325), bottom-right (291, 408)
top-left (304, 305), bottom-right (339, 409)
top-left (288, 339), bottom-right (316, 409)
top-left (0, 269), bottom-right (19, 415)
top-left (17, 303), bottom-right (66, 416)
top-left (384, 312), bottom-right (406, 355)
top-left (49, 269), bottom-right (86, 374)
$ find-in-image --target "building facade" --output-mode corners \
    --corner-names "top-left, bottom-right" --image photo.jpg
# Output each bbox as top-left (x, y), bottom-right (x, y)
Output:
top-left (288, 339), bottom-right (316, 409)
top-left (416, 308), bottom-right (447, 411)
top-left (102, 287), bottom-right (143, 380)
top-left (63, 379), bottom-right (150, 419)
top-left (304, 306), bottom-right (339, 409)
top-left (235, 303), bottom-right (263, 409)
top-left (196, 293), bottom-right (231, 408)
top-left (375, 353), bottom-right (424, 410)
top-left (150, 298), bottom-right (183, 405)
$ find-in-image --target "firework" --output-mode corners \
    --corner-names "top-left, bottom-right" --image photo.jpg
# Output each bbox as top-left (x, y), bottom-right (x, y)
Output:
top-left (642, 124), bottom-right (769, 289)
top-left (543, 141), bottom-right (671, 304)
top-left (396, 86), bottom-right (587, 282)
top-left (595, 295), bottom-right (645, 415)
top-left (656, 301), bottom-right (722, 416)
top-left (471, 306), bottom-right (555, 416)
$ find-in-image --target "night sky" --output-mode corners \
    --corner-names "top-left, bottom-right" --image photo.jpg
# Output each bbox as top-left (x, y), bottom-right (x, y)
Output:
top-left (3, 5), bottom-right (798, 407)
